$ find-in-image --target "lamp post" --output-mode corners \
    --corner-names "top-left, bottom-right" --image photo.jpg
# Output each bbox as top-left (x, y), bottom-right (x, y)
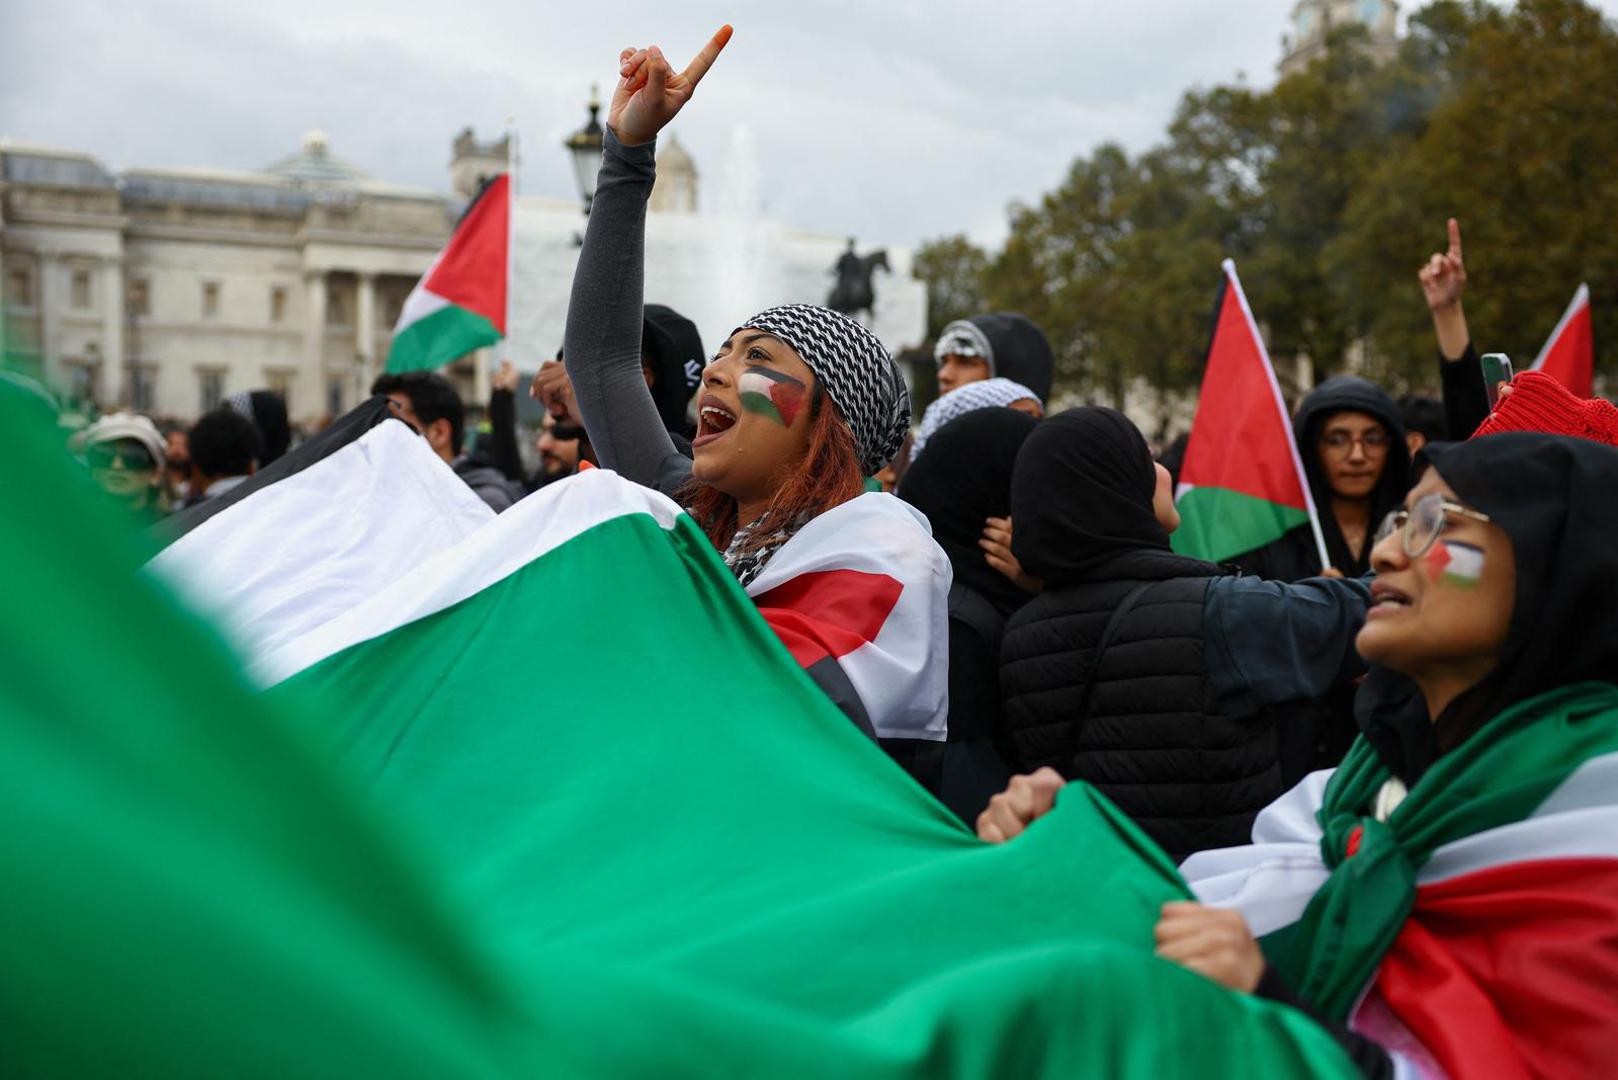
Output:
top-left (563, 85), bottom-right (605, 217)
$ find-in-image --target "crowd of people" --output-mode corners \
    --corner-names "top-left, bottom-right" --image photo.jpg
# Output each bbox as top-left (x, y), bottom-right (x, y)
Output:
top-left (39, 25), bottom-right (1618, 1079)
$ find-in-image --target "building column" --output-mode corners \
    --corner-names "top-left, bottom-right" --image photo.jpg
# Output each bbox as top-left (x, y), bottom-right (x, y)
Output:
top-left (36, 254), bottom-right (62, 392)
top-left (355, 271), bottom-right (377, 394)
top-left (97, 256), bottom-right (125, 408)
top-left (472, 347), bottom-right (491, 407)
top-left (301, 270), bottom-right (328, 424)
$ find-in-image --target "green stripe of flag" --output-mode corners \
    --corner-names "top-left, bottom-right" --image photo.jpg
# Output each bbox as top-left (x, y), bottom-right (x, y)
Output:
top-left (386, 304), bottom-right (501, 374)
top-left (1171, 486), bottom-right (1310, 564)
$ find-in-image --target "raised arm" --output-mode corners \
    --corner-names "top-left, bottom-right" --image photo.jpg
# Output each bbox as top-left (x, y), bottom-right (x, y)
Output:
top-left (1419, 218), bottom-right (1488, 438)
top-left (562, 28), bottom-right (732, 495)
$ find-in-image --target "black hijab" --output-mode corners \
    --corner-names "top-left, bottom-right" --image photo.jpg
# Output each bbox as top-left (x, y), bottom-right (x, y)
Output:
top-left (898, 407), bottom-right (1038, 615)
top-left (1358, 433), bottom-right (1618, 781)
top-left (1294, 377), bottom-right (1411, 577)
top-left (1009, 406), bottom-right (1218, 587)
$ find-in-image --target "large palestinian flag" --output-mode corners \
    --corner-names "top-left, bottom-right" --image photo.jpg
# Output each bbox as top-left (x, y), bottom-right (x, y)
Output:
top-left (1172, 260), bottom-right (1325, 567)
top-left (8, 380), bottom-right (1364, 1077)
top-left (1184, 685), bottom-right (1618, 1079)
top-left (386, 173), bottom-right (510, 373)
top-left (1530, 283), bottom-right (1595, 398)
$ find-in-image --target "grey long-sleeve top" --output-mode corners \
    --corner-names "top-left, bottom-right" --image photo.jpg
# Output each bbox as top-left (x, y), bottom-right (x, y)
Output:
top-left (563, 128), bottom-right (695, 499)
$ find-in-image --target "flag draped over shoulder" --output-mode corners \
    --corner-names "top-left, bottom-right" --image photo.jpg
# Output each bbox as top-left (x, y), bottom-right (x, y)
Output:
top-left (1184, 683), bottom-right (1618, 1080)
top-left (8, 382), bottom-right (1361, 1077)
top-left (1531, 283), bottom-right (1595, 398)
top-left (1173, 260), bottom-right (1322, 565)
top-left (386, 173), bottom-right (510, 373)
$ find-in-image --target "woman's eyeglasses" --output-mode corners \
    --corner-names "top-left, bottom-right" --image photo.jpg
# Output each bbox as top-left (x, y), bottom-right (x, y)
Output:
top-left (86, 444), bottom-right (157, 472)
top-left (1374, 492), bottom-right (1491, 558)
top-left (1320, 429), bottom-right (1390, 454)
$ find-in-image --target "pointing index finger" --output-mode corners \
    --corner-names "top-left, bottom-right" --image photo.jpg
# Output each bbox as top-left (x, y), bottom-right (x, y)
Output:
top-left (682, 24), bottom-right (734, 87)
top-left (1447, 217), bottom-right (1462, 259)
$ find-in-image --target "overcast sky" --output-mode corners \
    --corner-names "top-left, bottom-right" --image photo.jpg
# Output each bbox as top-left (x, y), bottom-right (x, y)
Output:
top-left (3, 1), bottom-right (1612, 251)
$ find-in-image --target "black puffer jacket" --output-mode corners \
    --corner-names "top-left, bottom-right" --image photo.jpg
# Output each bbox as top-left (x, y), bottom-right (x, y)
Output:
top-left (1233, 376), bottom-right (1410, 581)
top-left (1000, 408), bottom-right (1368, 862)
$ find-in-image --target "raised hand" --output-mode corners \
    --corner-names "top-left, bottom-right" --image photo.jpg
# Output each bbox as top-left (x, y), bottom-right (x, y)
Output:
top-left (1418, 217), bottom-right (1467, 313)
top-left (976, 768), bottom-right (1066, 844)
top-left (609, 25), bottom-right (734, 147)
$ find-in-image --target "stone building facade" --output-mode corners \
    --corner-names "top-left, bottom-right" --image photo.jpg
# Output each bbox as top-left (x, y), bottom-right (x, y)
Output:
top-left (0, 132), bottom-right (455, 426)
top-left (1280, 0), bottom-right (1400, 78)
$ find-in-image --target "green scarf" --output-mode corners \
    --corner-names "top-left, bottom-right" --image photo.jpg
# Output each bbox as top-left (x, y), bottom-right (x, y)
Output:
top-left (1263, 680), bottom-right (1618, 1018)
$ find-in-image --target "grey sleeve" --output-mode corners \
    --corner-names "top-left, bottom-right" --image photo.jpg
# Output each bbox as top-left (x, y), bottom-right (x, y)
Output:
top-left (1204, 574), bottom-right (1372, 717)
top-left (563, 127), bottom-right (693, 497)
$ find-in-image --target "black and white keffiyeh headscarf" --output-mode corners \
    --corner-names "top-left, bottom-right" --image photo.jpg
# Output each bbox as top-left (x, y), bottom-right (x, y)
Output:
top-left (735, 304), bottom-right (910, 477)
top-left (934, 319), bottom-right (995, 366)
top-left (911, 377), bottom-right (1042, 461)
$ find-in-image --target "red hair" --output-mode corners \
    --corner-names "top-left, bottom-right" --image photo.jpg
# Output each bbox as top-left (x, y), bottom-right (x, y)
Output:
top-left (680, 384), bottom-right (867, 556)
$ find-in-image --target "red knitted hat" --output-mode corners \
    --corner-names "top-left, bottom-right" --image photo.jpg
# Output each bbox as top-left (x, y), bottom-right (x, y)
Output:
top-left (1469, 370), bottom-right (1618, 447)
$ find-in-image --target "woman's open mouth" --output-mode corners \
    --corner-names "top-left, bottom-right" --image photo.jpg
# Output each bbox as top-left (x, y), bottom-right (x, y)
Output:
top-left (1367, 581), bottom-right (1413, 618)
top-left (694, 395), bottom-right (738, 448)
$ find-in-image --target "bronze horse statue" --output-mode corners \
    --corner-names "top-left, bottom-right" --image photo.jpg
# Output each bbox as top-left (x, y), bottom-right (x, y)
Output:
top-left (827, 241), bottom-right (890, 321)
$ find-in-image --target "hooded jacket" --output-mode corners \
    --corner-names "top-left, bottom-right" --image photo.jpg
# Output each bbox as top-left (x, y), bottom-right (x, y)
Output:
top-left (642, 304), bottom-right (705, 439)
top-left (935, 313), bottom-right (1054, 404)
top-left (1233, 376), bottom-right (1410, 581)
top-left (898, 407), bottom-right (1038, 822)
top-left (1000, 407), bottom-right (1370, 862)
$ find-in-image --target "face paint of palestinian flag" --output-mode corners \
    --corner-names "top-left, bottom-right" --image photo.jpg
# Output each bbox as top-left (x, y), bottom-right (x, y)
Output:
top-left (1426, 540), bottom-right (1484, 589)
top-left (738, 366), bottom-right (807, 428)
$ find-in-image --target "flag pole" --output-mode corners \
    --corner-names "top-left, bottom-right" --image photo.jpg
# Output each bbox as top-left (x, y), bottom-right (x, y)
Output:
top-left (1223, 259), bottom-right (1332, 573)
top-left (504, 116), bottom-right (518, 377)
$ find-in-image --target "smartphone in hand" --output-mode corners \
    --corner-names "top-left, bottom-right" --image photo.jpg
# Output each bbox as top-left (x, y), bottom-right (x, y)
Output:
top-left (1481, 353), bottom-right (1514, 409)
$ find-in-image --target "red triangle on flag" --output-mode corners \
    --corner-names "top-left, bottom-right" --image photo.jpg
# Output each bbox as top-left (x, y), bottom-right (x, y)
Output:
top-left (424, 174), bottom-right (511, 334)
top-left (1530, 283), bottom-right (1594, 399)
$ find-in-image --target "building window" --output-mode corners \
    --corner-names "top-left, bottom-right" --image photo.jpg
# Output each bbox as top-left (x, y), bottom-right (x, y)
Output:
top-left (65, 360), bottom-right (98, 404)
top-left (202, 281), bottom-right (221, 319)
top-left (128, 278), bottom-right (151, 317)
top-left (327, 291), bottom-right (349, 326)
top-left (199, 369), bottom-right (225, 412)
top-left (70, 269), bottom-right (93, 309)
top-left (326, 376), bottom-right (345, 417)
top-left (270, 286), bottom-right (288, 323)
top-left (5, 266), bottom-right (32, 308)
top-left (128, 365), bottom-right (156, 412)
top-left (384, 294), bottom-right (404, 326)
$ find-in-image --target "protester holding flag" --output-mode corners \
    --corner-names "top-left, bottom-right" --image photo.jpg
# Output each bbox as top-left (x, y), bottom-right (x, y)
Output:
top-left (997, 407), bottom-right (1372, 861)
top-left (988, 433), bottom-right (1618, 1079)
top-left (897, 407), bottom-right (1039, 822)
top-left (1231, 376), bottom-right (1410, 581)
top-left (560, 28), bottom-right (950, 770)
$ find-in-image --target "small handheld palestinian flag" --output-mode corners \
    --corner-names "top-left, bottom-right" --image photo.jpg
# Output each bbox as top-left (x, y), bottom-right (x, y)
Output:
top-left (1529, 283), bottom-right (1594, 398)
top-left (1171, 261), bottom-right (1329, 568)
top-left (386, 174), bottom-right (510, 373)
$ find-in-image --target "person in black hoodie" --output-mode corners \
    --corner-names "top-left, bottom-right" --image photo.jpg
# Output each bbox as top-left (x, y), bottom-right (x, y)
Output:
top-left (897, 407), bottom-right (1039, 823)
top-left (997, 407), bottom-right (1372, 862)
top-left (932, 313), bottom-right (1054, 402)
top-left (1232, 376), bottom-right (1410, 581)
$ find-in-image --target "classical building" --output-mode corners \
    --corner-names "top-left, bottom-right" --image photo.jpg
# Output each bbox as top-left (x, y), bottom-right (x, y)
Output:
top-left (1280, 0), bottom-right (1399, 78)
top-left (1, 125), bottom-right (928, 427)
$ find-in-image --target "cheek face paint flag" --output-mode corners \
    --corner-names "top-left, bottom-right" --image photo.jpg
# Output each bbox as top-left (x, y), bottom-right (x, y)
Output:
top-left (737, 365), bottom-right (807, 427)
top-left (386, 174), bottom-right (509, 373)
top-left (1172, 260), bottom-right (1327, 567)
top-left (1182, 685), bottom-right (1618, 1080)
top-left (1425, 540), bottom-right (1483, 589)
top-left (1529, 283), bottom-right (1594, 399)
top-left (107, 407), bottom-right (1365, 1078)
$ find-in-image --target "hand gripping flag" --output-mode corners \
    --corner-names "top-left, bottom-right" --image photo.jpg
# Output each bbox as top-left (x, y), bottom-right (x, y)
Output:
top-left (386, 173), bottom-right (510, 373)
top-left (1171, 260), bottom-right (1328, 567)
top-left (1530, 283), bottom-right (1595, 399)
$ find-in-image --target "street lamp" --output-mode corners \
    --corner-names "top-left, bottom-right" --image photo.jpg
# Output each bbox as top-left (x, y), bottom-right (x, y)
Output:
top-left (563, 85), bottom-right (605, 216)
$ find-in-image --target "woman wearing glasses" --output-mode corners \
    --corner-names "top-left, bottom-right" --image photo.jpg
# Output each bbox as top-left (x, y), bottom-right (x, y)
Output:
top-left (990, 433), bottom-right (1618, 1079)
top-left (1232, 376), bottom-right (1412, 582)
